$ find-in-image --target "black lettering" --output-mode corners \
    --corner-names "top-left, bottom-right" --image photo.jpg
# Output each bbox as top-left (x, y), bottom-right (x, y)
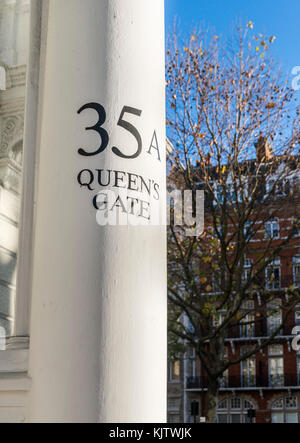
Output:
top-left (147, 130), bottom-right (161, 161)
top-left (77, 169), bottom-right (94, 191)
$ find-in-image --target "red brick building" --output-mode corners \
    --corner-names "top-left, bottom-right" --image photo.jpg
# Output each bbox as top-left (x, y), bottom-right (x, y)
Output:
top-left (168, 142), bottom-right (300, 424)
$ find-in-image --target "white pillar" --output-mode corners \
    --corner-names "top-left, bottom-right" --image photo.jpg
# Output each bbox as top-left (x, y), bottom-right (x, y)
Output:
top-left (28, 0), bottom-right (167, 423)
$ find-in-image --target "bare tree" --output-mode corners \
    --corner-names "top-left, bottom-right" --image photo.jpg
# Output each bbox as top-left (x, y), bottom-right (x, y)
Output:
top-left (167, 23), bottom-right (300, 423)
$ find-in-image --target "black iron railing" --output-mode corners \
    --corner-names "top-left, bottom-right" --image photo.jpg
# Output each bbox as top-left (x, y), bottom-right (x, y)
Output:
top-left (186, 374), bottom-right (300, 390)
top-left (226, 323), bottom-right (295, 339)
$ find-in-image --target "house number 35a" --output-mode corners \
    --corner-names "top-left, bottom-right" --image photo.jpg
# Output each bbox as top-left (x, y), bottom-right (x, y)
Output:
top-left (77, 103), bottom-right (152, 160)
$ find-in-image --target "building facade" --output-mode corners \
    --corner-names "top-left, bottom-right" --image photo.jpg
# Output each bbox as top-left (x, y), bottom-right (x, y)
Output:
top-left (0, 0), bottom-right (30, 423)
top-left (168, 144), bottom-right (300, 424)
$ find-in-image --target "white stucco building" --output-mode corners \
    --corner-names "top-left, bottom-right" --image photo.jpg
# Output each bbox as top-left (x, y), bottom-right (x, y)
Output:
top-left (0, 0), bottom-right (167, 423)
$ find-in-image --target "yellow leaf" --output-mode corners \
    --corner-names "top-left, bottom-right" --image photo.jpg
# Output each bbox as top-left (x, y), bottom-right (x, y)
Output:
top-left (222, 166), bottom-right (226, 174)
top-left (205, 285), bottom-right (212, 292)
top-left (256, 46), bottom-right (259, 52)
top-left (203, 256), bottom-right (212, 263)
top-left (247, 21), bottom-right (254, 29)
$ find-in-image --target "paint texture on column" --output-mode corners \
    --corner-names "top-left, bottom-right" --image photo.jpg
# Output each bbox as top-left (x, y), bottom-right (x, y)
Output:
top-left (28, 0), bottom-right (166, 423)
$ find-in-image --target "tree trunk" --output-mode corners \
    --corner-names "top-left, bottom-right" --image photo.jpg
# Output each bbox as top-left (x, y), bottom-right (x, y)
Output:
top-left (206, 378), bottom-right (219, 423)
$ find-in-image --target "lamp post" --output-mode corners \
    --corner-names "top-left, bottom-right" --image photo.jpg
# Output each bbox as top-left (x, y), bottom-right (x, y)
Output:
top-left (28, 0), bottom-right (166, 423)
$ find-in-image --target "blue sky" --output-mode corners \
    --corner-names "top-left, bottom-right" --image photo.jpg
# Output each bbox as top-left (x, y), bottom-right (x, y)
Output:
top-left (165, 0), bottom-right (300, 79)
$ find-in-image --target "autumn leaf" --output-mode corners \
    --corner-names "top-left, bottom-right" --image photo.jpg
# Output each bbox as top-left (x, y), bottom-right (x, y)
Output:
top-left (266, 102), bottom-right (276, 109)
top-left (270, 36), bottom-right (276, 44)
top-left (247, 21), bottom-right (254, 29)
top-left (203, 256), bottom-right (212, 263)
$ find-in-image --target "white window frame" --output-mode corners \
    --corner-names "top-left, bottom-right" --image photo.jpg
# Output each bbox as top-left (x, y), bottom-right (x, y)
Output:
top-left (217, 398), bottom-right (255, 424)
top-left (241, 355), bottom-right (256, 388)
top-left (267, 299), bottom-right (282, 335)
top-left (271, 396), bottom-right (300, 424)
top-left (265, 259), bottom-right (281, 290)
top-left (293, 257), bottom-right (300, 288)
top-left (265, 218), bottom-right (280, 240)
top-left (0, 1), bottom-right (44, 373)
top-left (268, 345), bottom-right (284, 387)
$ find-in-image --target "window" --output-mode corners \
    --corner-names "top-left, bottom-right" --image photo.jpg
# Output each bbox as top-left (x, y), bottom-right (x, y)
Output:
top-left (293, 257), bottom-right (300, 288)
top-left (186, 317), bottom-right (195, 334)
top-left (168, 398), bottom-right (181, 410)
top-left (293, 219), bottom-right (300, 238)
top-left (242, 259), bottom-right (253, 285)
top-left (266, 259), bottom-right (281, 290)
top-left (268, 345), bottom-right (284, 387)
top-left (217, 398), bottom-right (255, 424)
top-left (295, 309), bottom-right (300, 326)
top-left (241, 346), bottom-right (256, 387)
top-left (169, 414), bottom-right (181, 423)
top-left (240, 313), bottom-right (255, 338)
top-left (220, 369), bottom-right (229, 388)
top-left (244, 223), bottom-right (253, 242)
top-left (241, 358), bottom-right (256, 388)
top-left (267, 299), bottom-right (282, 334)
top-left (226, 183), bottom-right (237, 203)
top-left (216, 184), bottom-right (224, 204)
top-left (169, 360), bottom-right (180, 382)
top-left (0, 0), bottom-right (32, 344)
top-left (265, 219), bottom-right (280, 240)
top-left (266, 179), bottom-right (292, 198)
top-left (271, 396), bottom-right (300, 424)
top-left (187, 347), bottom-right (196, 378)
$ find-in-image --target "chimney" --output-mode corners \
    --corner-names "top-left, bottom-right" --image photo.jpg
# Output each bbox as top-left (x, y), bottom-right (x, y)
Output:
top-left (255, 136), bottom-right (273, 162)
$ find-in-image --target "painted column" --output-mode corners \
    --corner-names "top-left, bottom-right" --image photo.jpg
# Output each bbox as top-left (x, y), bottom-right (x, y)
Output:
top-left (28, 0), bottom-right (167, 423)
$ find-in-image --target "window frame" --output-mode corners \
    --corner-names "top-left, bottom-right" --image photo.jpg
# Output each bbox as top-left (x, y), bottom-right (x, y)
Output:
top-left (265, 218), bottom-right (280, 240)
top-left (271, 396), bottom-right (300, 424)
top-left (265, 259), bottom-right (281, 290)
top-left (0, 0), bottom-right (44, 372)
top-left (268, 345), bottom-right (284, 388)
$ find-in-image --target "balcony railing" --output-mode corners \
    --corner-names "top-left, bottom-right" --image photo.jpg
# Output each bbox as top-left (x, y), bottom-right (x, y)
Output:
top-left (226, 323), bottom-right (294, 339)
top-left (186, 374), bottom-right (300, 390)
